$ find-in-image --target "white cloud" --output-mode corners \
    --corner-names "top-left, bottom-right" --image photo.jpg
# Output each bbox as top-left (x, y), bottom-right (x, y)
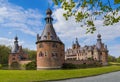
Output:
top-left (108, 45), bottom-right (120, 57)
top-left (0, 37), bottom-right (24, 47)
top-left (53, 8), bottom-right (120, 57)
top-left (0, 0), bottom-right (43, 36)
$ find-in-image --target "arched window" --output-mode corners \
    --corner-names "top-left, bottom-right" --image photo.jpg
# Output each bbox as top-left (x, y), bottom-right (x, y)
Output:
top-left (45, 51), bottom-right (48, 56)
top-left (39, 52), bottom-right (44, 57)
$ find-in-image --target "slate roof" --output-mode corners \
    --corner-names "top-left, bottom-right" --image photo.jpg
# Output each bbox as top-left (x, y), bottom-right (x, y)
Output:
top-left (36, 8), bottom-right (63, 43)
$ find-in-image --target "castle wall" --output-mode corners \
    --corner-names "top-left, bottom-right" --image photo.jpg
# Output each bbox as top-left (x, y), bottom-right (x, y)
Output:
top-left (37, 42), bottom-right (64, 69)
top-left (65, 60), bottom-right (100, 65)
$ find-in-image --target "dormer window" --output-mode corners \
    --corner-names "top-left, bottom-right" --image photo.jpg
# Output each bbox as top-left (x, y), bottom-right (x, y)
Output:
top-left (44, 36), bottom-right (47, 39)
top-left (51, 36), bottom-right (54, 40)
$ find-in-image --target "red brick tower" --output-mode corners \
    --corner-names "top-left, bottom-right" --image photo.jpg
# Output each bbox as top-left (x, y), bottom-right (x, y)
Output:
top-left (36, 8), bottom-right (64, 70)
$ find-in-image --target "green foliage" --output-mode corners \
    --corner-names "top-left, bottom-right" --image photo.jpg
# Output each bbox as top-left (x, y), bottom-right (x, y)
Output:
top-left (23, 48), bottom-right (36, 60)
top-left (0, 45), bottom-right (11, 65)
top-left (0, 65), bottom-right (119, 81)
top-left (62, 63), bottom-right (77, 69)
top-left (0, 64), bottom-right (2, 69)
top-left (10, 62), bottom-right (20, 69)
top-left (62, 62), bottom-right (102, 69)
top-left (115, 0), bottom-right (120, 4)
top-left (108, 55), bottom-right (117, 62)
top-left (28, 50), bottom-right (36, 60)
top-left (25, 61), bottom-right (36, 70)
top-left (53, 0), bottom-right (120, 33)
top-left (116, 56), bottom-right (120, 63)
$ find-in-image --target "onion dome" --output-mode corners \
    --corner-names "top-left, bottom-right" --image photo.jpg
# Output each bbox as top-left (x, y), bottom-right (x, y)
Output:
top-left (15, 36), bottom-right (18, 41)
top-left (12, 36), bottom-right (19, 53)
top-left (97, 34), bottom-right (101, 39)
top-left (46, 8), bottom-right (52, 15)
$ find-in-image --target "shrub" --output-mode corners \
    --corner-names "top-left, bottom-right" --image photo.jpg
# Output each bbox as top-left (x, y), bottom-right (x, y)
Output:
top-left (62, 62), bottom-right (102, 69)
top-left (0, 64), bottom-right (2, 69)
top-left (62, 63), bottom-right (77, 69)
top-left (10, 62), bottom-right (20, 70)
top-left (25, 61), bottom-right (36, 70)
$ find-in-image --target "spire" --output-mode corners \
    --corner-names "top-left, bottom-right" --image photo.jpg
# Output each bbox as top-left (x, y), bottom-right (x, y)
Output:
top-left (36, 8), bottom-right (63, 44)
top-left (72, 37), bottom-right (80, 49)
top-left (75, 37), bottom-right (80, 46)
top-left (45, 8), bottom-right (53, 24)
top-left (15, 35), bottom-right (18, 41)
top-left (12, 36), bottom-right (19, 53)
top-left (96, 34), bottom-right (102, 50)
top-left (75, 37), bottom-right (79, 44)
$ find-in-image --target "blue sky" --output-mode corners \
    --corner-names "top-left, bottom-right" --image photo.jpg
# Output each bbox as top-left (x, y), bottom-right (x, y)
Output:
top-left (0, 0), bottom-right (120, 57)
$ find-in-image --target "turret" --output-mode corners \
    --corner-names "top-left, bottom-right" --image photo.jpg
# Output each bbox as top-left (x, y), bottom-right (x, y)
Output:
top-left (12, 36), bottom-right (19, 53)
top-left (36, 8), bottom-right (64, 70)
top-left (96, 34), bottom-right (102, 50)
top-left (72, 38), bottom-right (80, 49)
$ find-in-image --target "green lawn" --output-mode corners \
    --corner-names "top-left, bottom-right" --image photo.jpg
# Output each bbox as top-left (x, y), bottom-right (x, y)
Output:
top-left (0, 65), bottom-right (120, 82)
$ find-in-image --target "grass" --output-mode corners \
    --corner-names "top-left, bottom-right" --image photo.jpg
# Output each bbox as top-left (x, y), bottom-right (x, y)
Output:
top-left (0, 64), bottom-right (120, 82)
top-left (0, 65), bottom-right (120, 82)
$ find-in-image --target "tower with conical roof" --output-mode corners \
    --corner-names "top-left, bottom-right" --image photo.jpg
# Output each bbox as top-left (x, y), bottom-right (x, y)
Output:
top-left (36, 8), bottom-right (65, 69)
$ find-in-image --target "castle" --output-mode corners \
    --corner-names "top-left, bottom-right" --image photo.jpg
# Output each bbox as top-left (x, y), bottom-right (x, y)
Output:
top-left (36, 8), bottom-right (65, 70)
top-left (8, 36), bottom-right (31, 68)
top-left (65, 34), bottom-right (108, 65)
top-left (8, 8), bottom-right (108, 69)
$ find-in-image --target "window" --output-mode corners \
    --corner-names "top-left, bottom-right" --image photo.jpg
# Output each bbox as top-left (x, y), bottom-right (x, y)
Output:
top-left (12, 58), bottom-right (15, 60)
top-left (39, 43), bottom-right (43, 48)
top-left (45, 51), bottom-right (47, 56)
top-left (39, 52), bottom-right (44, 57)
top-left (44, 35), bottom-right (47, 39)
top-left (55, 53), bottom-right (58, 57)
top-left (51, 36), bottom-right (54, 40)
top-left (52, 53), bottom-right (54, 57)
top-left (52, 53), bottom-right (58, 58)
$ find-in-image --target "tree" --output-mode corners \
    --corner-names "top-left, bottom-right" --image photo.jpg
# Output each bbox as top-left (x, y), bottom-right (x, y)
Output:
top-left (23, 48), bottom-right (36, 60)
top-left (116, 56), bottom-right (120, 63)
top-left (28, 50), bottom-right (36, 60)
top-left (53, 0), bottom-right (120, 33)
top-left (10, 62), bottom-right (20, 69)
top-left (0, 45), bottom-right (11, 65)
top-left (25, 61), bottom-right (36, 70)
top-left (108, 55), bottom-right (117, 62)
